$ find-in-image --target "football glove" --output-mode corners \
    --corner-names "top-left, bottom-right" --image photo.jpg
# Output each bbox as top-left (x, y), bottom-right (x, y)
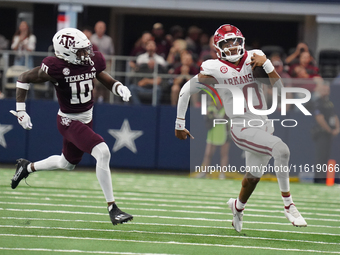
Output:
top-left (117, 85), bottom-right (132, 102)
top-left (117, 85), bottom-right (131, 102)
top-left (10, 110), bottom-right (33, 130)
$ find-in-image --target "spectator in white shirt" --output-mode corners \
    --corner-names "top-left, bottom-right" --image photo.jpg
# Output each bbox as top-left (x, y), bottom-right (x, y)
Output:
top-left (11, 21), bottom-right (36, 68)
top-left (136, 40), bottom-right (167, 69)
top-left (91, 21), bottom-right (114, 55)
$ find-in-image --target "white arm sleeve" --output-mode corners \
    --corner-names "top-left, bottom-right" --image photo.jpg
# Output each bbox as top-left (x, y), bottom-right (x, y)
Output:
top-left (273, 79), bottom-right (284, 96)
top-left (177, 74), bottom-right (205, 119)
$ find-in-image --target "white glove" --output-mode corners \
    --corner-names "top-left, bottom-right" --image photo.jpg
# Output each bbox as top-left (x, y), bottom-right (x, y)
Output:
top-left (10, 110), bottom-right (33, 130)
top-left (117, 85), bottom-right (131, 102)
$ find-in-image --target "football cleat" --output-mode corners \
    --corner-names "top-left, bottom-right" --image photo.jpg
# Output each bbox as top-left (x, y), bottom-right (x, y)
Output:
top-left (227, 198), bottom-right (244, 232)
top-left (108, 203), bottom-right (133, 225)
top-left (11, 158), bottom-right (31, 189)
top-left (284, 203), bottom-right (307, 227)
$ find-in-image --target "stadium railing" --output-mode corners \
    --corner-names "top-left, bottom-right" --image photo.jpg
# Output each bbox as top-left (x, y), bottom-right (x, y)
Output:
top-left (0, 50), bottom-right (183, 106)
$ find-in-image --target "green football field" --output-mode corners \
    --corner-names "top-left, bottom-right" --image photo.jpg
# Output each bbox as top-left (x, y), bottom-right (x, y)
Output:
top-left (0, 168), bottom-right (339, 255)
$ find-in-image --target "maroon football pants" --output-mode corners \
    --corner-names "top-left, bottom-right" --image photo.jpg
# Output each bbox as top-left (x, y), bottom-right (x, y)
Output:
top-left (57, 115), bottom-right (104, 165)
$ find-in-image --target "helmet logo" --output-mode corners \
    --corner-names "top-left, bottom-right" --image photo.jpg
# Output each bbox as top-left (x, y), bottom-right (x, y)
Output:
top-left (59, 35), bottom-right (75, 49)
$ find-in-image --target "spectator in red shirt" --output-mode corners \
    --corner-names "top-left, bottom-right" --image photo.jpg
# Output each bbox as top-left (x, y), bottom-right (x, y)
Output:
top-left (289, 51), bottom-right (319, 77)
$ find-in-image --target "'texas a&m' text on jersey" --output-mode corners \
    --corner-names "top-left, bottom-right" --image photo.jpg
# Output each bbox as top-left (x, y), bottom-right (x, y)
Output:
top-left (40, 51), bottom-right (106, 114)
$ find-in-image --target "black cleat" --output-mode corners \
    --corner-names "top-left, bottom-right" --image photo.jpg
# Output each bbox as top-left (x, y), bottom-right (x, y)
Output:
top-left (11, 158), bottom-right (31, 189)
top-left (108, 203), bottom-right (133, 225)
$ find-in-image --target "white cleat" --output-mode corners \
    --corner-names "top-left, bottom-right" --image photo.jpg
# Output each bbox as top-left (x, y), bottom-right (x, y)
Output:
top-left (284, 203), bottom-right (307, 227)
top-left (227, 198), bottom-right (244, 232)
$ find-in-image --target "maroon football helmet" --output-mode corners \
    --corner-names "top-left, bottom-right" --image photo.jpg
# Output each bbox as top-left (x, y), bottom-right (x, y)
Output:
top-left (213, 24), bottom-right (245, 62)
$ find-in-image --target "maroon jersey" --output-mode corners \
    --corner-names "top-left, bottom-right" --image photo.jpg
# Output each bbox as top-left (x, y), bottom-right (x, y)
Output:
top-left (41, 51), bottom-right (106, 113)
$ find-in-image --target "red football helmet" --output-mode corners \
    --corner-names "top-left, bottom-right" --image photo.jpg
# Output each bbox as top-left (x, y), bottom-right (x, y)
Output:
top-left (213, 24), bottom-right (245, 62)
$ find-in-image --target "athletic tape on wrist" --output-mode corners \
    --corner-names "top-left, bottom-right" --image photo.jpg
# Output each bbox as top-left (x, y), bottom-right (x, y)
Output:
top-left (16, 102), bottom-right (26, 111)
top-left (16, 81), bottom-right (30, 90)
top-left (262, 59), bottom-right (275, 74)
top-left (175, 118), bottom-right (185, 130)
top-left (112, 81), bottom-right (123, 96)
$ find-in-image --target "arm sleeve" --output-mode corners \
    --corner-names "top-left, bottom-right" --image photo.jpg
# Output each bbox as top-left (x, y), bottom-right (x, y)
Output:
top-left (177, 74), bottom-right (205, 119)
top-left (273, 79), bottom-right (284, 96)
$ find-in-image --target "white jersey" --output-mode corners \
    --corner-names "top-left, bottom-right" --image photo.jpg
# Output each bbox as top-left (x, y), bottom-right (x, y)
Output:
top-left (200, 50), bottom-right (268, 122)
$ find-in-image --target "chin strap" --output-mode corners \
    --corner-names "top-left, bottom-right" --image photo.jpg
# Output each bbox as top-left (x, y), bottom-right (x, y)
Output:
top-left (222, 47), bottom-right (243, 62)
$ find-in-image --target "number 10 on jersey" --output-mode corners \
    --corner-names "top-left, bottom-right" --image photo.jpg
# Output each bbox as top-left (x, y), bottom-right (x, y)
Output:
top-left (70, 80), bottom-right (94, 104)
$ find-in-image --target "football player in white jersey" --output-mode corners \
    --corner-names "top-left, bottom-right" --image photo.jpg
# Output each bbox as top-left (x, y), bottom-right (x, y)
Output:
top-left (175, 24), bottom-right (307, 232)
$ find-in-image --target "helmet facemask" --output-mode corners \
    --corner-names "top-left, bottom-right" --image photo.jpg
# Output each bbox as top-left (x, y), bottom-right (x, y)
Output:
top-left (73, 45), bottom-right (95, 65)
top-left (215, 37), bottom-right (245, 62)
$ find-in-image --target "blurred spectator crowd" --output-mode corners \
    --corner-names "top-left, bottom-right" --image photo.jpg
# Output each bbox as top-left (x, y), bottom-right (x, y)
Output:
top-left (1, 21), bottom-right (340, 109)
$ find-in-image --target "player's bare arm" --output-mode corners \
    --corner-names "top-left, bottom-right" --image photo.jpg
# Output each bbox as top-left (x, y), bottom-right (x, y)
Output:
top-left (96, 71), bottom-right (131, 102)
top-left (19, 66), bottom-right (55, 84)
top-left (96, 71), bottom-right (117, 91)
top-left (10, 66), bottom-right (56, 130)
top-left (16, 66), bottom-right (55, 102)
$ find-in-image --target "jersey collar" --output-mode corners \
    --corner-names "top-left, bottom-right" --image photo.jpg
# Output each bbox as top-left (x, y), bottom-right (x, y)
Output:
top-left (218, 51), bottom-right (248, 72)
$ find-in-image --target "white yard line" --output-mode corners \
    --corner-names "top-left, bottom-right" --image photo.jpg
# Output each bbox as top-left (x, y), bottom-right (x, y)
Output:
top-left (2, 216), bottom-right (338, 229)
top-left (0, 224), bottom-right (339, 246)
top-left (0, 247), bottom-right (177, 255)
top-left (1, 202), bottom-right (339, 222)
top-left (2, 189), bottom-right (339, 206)
top-left (0, 234), bottom-right (339, 254)
top-left (1, 196), bottom-right (339, 213)
top-left (1, 209), bottom-right (339, 236)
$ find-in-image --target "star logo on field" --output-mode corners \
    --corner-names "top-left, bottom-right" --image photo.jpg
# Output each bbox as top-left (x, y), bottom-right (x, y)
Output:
top-left (0, 124), bottom-right (13, 148)
top-left (108, 119), bottom-right (143, 153)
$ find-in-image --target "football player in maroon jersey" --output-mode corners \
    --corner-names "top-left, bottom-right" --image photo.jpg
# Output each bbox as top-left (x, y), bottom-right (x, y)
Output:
top-left (10, 28), bottom-right (133, 226)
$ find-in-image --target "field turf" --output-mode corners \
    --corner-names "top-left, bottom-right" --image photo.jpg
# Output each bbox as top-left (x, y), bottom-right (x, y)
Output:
top-left (0, 168), bottom-right (339, 255)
